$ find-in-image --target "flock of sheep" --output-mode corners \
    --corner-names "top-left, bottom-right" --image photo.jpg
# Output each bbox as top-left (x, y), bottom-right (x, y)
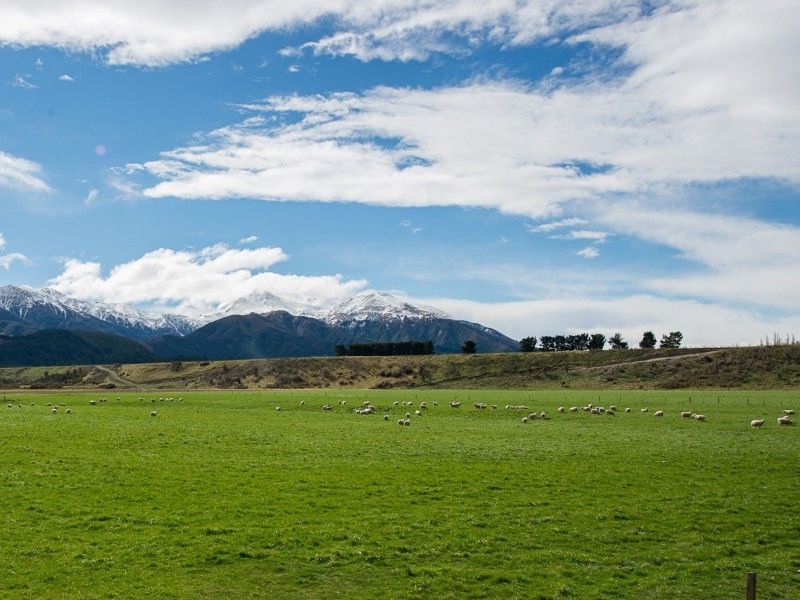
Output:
top-left (296, 398), bottom-right (796, 429)
top-left (3, 396), bottom-right (796, 428)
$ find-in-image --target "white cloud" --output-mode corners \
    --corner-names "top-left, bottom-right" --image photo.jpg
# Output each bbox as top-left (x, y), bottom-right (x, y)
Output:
top-left (0, 1), bottom-right (638, 66)
top-left (555, 230), bottom-right (608, 242)
top-left (528, 218), bottom-right (589, 233)
top-left (423, 295), bottom-right (800, 347)
top-left (58, 74), bottom-right (74, 82)
top-left (11, 74), bottom-right (37, 89)
top-left (0, 150), bottom-right (51, 192)
top-left (577, 246), bottom-right (599, 259)
top-left (239, 235), bottom-right (259, 244)
top-left (48, 243), bottom-right (367, 315)
top-left (287, 64), bottom-right (300, 73)
top-left (0, 233), bottom-right (29, 270)
top-left (84, 189), bottom-right (99, 205)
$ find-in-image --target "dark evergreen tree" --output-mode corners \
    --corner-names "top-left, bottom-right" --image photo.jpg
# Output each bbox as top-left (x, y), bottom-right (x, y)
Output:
top-left (659, 331), bottom-right (684, 348)
top-left (539, 335), bottom-right (556, 352)
top-left (519, 336), bottom-right (537, 352)
top-left (639, 331), bottom-right (657, 349)
top-left (461, 340), bottom-right (477, 354)
top-left (588, 333), bottom-right (606, 351)
top-left (609, 332), bottom-right (629, 349)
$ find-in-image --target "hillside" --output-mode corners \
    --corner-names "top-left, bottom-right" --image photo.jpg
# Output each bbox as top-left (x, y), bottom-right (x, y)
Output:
top-left (2, 345), bottom-right (798, 390)
top-left (0, 330), bottom-right (157, 367)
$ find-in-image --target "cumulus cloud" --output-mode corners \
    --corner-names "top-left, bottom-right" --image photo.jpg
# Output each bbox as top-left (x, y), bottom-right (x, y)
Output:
top-left (58, 74), bottom-right (74, 82)
top-left (48, 243), bottom-right (367, 315)
top-left (0, 0), bottom-right (638, 66)
top-left (0, 150), bottom-right (51, 192)
top-left (239, 235), bottom-right (258, 244)
top-left (84, 189), bottom-right (99, 205)
top-left (528, 218), bottom-right (589, 233)
top-left (0, 233), bottom-right (29, 270)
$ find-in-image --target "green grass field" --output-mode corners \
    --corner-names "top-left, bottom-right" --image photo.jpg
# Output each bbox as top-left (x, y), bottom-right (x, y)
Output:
top-left (1, 389), bottom-right (798, 599)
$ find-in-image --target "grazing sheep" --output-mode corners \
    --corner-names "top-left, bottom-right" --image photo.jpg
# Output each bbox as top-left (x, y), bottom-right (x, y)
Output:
top-left (433, 401), bottom-right (438, 406)
top-left (491, 404), bottom-right (497, 409)
top-left (505, 404), bottom-right (511, 410)
top-left (783, 409), bottom-right (795, 416)
top-left (66, 408), bottom-right (71, 414)
top-left (694, 414), bottom-right (706, 421)
top-left (415, 410), bottom-right (422, 416)
top-left (138, 397), bottom-right (143, 401)
top-left (522, 417), bottom-right (528, 424)
top-left (591, 407), bottom-right (601, 414)
top-left (473, 402), bottom-right (487, 409)
top-left (450, 401), bottom-right (461, 408)
top-left (275, 406), bottom-right (283, 411)
top-left (540, 411), bottom-right (549, 420)
top-left (570, 407), bottom-right (579, 413)
top-left (300, 400), bottom-right (305, 405)
top-left (89, 400), bottom-right (97, 405)
top-left (384, 415), bottom-right (389, 421)
top-left (654, 410), bottom-right (664, 417)
top-left (150, 411), bottom-right (157, 417)
top-left (778, 416), bottom-right (794, 426)
top-left (405, 412), bottom-right (412, 418)
top-left (398, 419), bottom-right (404, 425)
top-left (393, 401), bottom-right (399, 406)
top-left (605, 409), bottom-right (615, 416)
top-left (641, 408), bottom-right (648, 413)
top-left (597, 407), bottom-right (606, 414)
top-left (420, 402), bottom-right (427, 409)
top-left (624, 408), bottom-right (631, 413)
top-left (681, 411), bottom-right (693, 418)
top-left (51, 408), bottom-right (57, 414)
top-left (609, 405), bottom-right (617, 412)
top-left (404, 419), bottom-right (411, 426)
top-left (322, 405), bottom-right (333, 411)
top-left (751, 419), bottom-right (765, 428)
top-left (557, 407), bottom-right (565, 413)
top-left (528, 413), bottom-right (538, 420)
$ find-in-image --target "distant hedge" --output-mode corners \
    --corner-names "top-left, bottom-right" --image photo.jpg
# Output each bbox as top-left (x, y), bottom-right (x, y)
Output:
top-left (335, 341), bottom-right (434, 356)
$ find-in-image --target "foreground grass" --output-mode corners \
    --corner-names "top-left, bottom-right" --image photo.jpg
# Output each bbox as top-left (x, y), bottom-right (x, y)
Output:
top-left (1, 389), bottom-right (798, 599)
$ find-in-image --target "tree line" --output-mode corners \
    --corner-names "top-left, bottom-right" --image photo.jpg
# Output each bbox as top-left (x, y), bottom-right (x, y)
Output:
top-left (518, 330), bottom-right (683, 352)
top-left (335, 340), bottom-right (435, 356)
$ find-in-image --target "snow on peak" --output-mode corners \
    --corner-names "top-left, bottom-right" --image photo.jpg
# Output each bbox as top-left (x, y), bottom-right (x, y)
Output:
top-left (209, 290), bottom-right (323, 321)
top-left (324, 292), bottom-right (450, 324)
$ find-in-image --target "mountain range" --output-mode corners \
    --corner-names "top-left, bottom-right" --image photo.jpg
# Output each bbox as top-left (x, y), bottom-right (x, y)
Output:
top-left (0, 286), bottom-right (517, 366)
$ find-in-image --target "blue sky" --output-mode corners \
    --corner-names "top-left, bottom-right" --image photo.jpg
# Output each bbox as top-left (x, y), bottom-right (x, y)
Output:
top-left (0, 1), bottom-right (798, 345)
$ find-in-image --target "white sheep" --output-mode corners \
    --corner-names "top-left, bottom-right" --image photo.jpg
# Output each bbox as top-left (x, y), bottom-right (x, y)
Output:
top-left (491, 404), bottom-right (497, 409)
top-left (750, 419), bottom-right (765, 428)
top-left (51, 408), bottom-right (57, 414)
top-left (415, 410), bottom-right (422, 416)
top-left (783, 409), bottom-right (795, 416)
top-left (300, 400), bottom-right (305, 405)
top-left (528, 413), bottom-right (538, 420)
top-left (681, 411), bottom-right (693, 418)
top-left (624, 408), bottom-right (631, 413)
top-left (89, 400), bottom-right (97, 405)
top-left (393, 401), bottom-right (399, 406)
top-left (654, 410), bottom-right (664, 417)
top-left (450, 401), bottom-right (461, 408)
top-left (570, 407), bottom-right (578, 413)
top-left (694, 414), bottom-right (706, 421)
top-left (322, 404), bottom-right (333, 411)
top-left (609, 405), bottom-right (617, 412)
top-left (540, 411), bottom-right (548, 420)
top-left (606, 409), bottom-right (615, 416)
top-left (404, 419), bottom-right (411, 426)
top-left (384, 415), bottom-right (389, 421)
top-left (150, 411), bottom-right (157, 417)
top-left (66, 408), bottom-right (71, 414)
top-left (405, 412), bottom-right (412, 418)
top-left (275, 406), bottom-right (283, 411)
top-left (397, 419), bottom-right (405, 425)
top-left (591, 407), bottom-right (600, 414)
top-left (522, 417), bottom-right (528, 423)
top-left (641, 408), bottom-right (648, 413)
top-left (777, 416), bottom-right (794, 426)
top-left (557, 407), bottom-right (565, 413)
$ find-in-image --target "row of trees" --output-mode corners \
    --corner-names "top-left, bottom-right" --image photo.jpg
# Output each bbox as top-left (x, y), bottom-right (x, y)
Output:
top-left (519, 331), bottom-right (683, 352)
top-left (335, 340), bottom-right (435, 356)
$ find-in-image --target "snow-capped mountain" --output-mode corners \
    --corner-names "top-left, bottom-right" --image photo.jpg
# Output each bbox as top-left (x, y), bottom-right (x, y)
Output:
top-left (208, 291), bottom-right (322, 321)
top-left (0, 285), bottom-right (199, 340)
top-left (324, 292), bottom-right (451, 324)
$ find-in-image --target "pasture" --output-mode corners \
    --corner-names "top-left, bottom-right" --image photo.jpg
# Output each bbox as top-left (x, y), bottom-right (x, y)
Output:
top-left (1, 389), bottom-right (798, 599)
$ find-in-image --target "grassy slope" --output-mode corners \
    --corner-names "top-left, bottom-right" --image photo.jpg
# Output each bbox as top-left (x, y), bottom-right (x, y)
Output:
top-left (2, 346), bottom-right (800, 390)
top-left (1, 389), bottom-right (798, 599)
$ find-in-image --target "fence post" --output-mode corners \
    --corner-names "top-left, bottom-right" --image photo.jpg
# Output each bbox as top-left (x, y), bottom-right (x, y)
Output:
top-left (746, 572), bottom-right (756, 600)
